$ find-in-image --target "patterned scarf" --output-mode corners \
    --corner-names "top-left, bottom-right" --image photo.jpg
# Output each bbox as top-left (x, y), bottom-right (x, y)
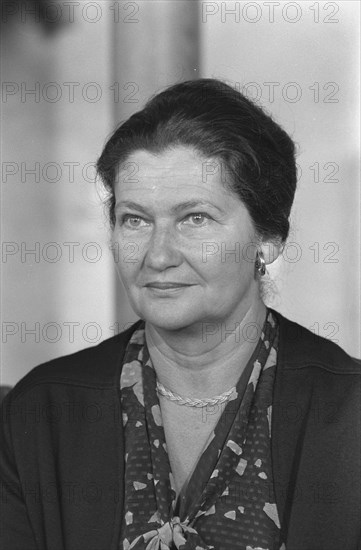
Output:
top-left (120, 311), bottom-right (283, 550)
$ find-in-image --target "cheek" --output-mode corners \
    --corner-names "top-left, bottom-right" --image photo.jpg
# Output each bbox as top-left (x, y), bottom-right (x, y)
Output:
top-left (116, 256), bottom-right (140, 283)
top-left (111, 230), bottom-right (143, 272)
top-left (111, 247), bottom-right (137, 285)
top-left (205, 243), bottom-right (255, 277)
top-left (122, 241), bottom-right (143, 266)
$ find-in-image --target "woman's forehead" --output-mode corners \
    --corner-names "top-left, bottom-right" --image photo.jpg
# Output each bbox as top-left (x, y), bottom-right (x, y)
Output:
top-left (115, 146), bottom-right (234, 197)
top-left (120, 146), bottom-right (209, 177)
top-left (113, 151), bottom-right (248, 221)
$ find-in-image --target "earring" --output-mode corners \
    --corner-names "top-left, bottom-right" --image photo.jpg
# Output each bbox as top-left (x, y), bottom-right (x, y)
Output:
top-left (255, 250), bottom-right (266, 276)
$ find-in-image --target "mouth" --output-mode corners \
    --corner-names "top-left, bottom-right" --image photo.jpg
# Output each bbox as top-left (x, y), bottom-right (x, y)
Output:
top-left (145, 282), bottom-right (193, 290)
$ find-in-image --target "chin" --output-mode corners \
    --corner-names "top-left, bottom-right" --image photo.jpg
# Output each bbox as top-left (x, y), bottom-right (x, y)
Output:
top-left (135, 302), bottom-right (204, 332)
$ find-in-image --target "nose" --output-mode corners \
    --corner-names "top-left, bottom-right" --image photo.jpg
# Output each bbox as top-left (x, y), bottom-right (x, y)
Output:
top-left (144, 223), bottom-right (182, 271)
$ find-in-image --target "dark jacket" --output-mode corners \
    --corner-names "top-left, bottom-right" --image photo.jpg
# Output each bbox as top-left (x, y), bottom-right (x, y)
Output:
top-left (1, 310), bottom-right (360, 550)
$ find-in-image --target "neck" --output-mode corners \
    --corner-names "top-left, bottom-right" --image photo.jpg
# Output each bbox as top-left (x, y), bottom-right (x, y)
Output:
top-left (145, 298), bottom-right (267, 399)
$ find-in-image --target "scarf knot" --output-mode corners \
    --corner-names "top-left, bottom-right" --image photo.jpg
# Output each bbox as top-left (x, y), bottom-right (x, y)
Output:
top-left (128, 516), bottom-right (213, 550)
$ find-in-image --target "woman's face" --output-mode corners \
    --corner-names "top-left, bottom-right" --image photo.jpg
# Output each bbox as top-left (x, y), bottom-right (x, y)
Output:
top-left (112, 146), bottom-right (260, 331)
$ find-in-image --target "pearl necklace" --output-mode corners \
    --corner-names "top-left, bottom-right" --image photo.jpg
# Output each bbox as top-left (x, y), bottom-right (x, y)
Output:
top-left (156, 381), bottom-right (236, 408)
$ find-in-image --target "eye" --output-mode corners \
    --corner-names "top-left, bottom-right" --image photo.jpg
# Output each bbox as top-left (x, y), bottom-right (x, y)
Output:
top-left (120, 214), bottom-right (148, 228)
top-left (183, 212), bottom-right (211, 226)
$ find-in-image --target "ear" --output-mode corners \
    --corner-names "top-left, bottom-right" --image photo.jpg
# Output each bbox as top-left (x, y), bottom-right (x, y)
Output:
top-left (259, 240), bottom-right (283, 265)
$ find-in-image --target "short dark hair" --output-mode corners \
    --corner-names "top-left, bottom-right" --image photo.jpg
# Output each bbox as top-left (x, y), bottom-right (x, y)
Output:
top-left (96, 78), bottom-right (297, 242)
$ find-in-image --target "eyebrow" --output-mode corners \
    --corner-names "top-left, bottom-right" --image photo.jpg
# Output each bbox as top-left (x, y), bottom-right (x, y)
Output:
top-left (114, 200), bottom-right (224, 215)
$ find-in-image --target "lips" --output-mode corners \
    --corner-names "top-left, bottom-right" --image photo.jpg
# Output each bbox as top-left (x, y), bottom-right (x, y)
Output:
top-left (145, 282), bottom-right (192, 289)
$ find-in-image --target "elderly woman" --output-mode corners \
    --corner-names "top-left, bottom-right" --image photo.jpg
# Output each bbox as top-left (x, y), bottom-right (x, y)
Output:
top-left (1, 79), bottom-right (360, 550)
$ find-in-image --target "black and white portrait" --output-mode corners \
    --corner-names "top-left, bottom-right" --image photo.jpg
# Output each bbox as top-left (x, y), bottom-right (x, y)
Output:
top-left (1, 2), bottom-right (360, 549)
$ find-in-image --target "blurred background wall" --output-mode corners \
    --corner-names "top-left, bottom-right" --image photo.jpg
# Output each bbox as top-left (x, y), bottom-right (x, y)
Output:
top-left (1, 0), bottom-right (360, 386)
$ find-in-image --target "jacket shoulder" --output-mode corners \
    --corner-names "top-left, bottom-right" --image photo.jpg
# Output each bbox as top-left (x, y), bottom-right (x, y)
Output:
top-left (7, 320), bottom-right (143, 399)
top-left (271, 308), bottom-right (360, 374)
